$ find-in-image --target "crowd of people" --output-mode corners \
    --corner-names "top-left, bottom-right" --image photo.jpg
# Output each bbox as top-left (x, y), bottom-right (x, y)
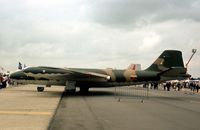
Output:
top-left (164, 80), bottom-right (200, 93)
top-left (143, 80), bottom-right (200, 94)
top-left (188, 81), bottom-right (200, 93)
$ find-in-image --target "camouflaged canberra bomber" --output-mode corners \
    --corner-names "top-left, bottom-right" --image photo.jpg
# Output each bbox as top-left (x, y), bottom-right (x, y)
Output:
top-left (10, 50), bottom-right (190, 93)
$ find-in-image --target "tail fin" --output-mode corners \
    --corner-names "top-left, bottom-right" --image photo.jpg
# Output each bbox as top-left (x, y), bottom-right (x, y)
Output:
top-left (146, 50), bottom-right (184, 72)
top-left (146, 50), bottom-right (190, 80)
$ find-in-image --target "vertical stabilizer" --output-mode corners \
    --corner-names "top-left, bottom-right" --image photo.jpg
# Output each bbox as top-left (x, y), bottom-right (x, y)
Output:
top-left (146, 50), bottom-right (184, 72)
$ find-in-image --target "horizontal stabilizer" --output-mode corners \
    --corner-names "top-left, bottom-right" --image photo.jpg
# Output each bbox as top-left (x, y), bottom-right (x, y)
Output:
top-left (159, 67), bottom-right (190, 80)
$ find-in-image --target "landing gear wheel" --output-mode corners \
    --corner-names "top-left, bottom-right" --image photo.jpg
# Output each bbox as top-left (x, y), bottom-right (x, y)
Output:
top-left (80, 87), bottom-right (89, 94)
top-left (64, 89), bottom-right (76, 95)
top-left (65, 81), bottom-right (76, 95)
top-left (37, 87), bottom-right (44, 92)
top-left (46, 85), bottom-right (51, 87)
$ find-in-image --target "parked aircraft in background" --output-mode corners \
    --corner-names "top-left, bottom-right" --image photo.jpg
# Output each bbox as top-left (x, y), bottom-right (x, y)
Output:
top-left (10, 50), bottom-right (190, 94)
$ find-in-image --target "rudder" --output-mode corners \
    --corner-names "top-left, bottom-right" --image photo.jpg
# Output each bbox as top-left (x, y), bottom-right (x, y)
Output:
top-left (146, 50), bottom-right (184, 72)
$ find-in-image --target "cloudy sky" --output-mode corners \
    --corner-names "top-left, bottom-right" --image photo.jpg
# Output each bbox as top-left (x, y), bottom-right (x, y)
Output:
top-left (0, 0), bottom-right (199, 77)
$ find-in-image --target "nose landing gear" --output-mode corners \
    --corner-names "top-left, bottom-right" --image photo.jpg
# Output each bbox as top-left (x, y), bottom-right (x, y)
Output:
top-left (37, 86), bottom-right (44, 92)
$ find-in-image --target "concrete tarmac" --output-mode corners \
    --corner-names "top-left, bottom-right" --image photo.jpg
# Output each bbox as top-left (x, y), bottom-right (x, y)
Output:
top-left (0, 85), bottom-right (64, 130)
top-left (1, 85), bottom-right (200, 130)
top-left (49, 87), bottom-right (200, 130)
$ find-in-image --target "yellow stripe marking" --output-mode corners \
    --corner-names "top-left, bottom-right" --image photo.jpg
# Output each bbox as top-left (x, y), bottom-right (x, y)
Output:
top-left (0, 111), bottom-right (52, 116)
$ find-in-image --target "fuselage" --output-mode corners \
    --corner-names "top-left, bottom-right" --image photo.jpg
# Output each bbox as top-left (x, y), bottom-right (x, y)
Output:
top-left (10, 66), bottom-right (160, 87)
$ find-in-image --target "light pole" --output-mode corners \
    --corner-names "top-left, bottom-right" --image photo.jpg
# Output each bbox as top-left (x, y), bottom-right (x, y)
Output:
top-left (185, 49), bottom-right (197, 69)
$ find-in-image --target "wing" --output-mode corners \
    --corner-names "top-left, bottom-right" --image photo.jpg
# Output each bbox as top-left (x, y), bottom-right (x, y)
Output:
top-left (64, 68), bottom-right (111, 81)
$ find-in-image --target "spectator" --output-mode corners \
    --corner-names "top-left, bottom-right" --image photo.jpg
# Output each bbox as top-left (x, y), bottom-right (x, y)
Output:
top-left (163, 83), bottom-right (166, 91)
top-left (154, 82), bottom-right (158, 90)
top-left (195, 82), bottom-right (199, 93)
top-left (166, 82), bottom-right (171, 91)
top-left (0, 73), bottom-right (3, 89)
top-left (177, 82), bottom-right (181, 91)
top-left (196, 84), bottom-right (199, 93)
top-left (190, 82), bottom-right (196, 94)
top-left (2, 74), bottom-right (8, 88)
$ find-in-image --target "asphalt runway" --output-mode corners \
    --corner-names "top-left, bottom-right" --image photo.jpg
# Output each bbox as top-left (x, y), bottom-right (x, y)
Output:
top-left (49, 87), bottom-right (200, 130)
top-left (1, 85), bottom-right (200, 130)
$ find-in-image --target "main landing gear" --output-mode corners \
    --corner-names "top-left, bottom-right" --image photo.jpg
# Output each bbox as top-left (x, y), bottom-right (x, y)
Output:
top-left (65, 81), bottom-right (76, 94)
top-left (37, 86), bottom-right (44, 92)
top-left (79, 87), bottom-right (89, 94)
top-left (64, 81), bottom-right (90, 95)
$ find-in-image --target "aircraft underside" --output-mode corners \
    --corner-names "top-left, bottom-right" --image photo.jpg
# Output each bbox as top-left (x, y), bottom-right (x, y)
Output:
top-left (12, 79), bottom-right (148, 93)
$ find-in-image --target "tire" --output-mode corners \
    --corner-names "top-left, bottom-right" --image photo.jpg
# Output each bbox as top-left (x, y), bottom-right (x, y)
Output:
top-left (80, 87), bottom-right (89, 94)
top-left (37, 87), bottom-right (44, 92)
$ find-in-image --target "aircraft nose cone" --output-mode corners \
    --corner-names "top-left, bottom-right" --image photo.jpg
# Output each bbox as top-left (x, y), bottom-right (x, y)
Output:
top-left (10, 71), bottom-right (26, 79)
top-left (10, 72), bottom-right (19, 79)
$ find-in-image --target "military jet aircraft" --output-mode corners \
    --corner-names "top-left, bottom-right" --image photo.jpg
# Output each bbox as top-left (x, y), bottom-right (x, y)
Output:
top-left (10, 50), bottom-right (190, 93)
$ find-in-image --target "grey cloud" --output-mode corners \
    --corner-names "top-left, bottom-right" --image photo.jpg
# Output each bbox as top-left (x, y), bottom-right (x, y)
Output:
top-left (84, 0), bottom-right (200, 27)
top-left (0, 0), bottom-right (199, 77)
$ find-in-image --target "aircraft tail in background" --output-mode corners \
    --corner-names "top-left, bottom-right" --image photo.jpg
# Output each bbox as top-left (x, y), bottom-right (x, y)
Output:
top-left (127, 64), bottom-right (141, 71)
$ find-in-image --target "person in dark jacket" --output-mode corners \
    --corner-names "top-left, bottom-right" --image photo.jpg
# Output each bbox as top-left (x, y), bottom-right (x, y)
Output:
top-left (166, 82), bottom-right (171, 91)
top-left (2, 74), bottom-right (8, 88)
top-left (0, 73), bottom-right (3, 89)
